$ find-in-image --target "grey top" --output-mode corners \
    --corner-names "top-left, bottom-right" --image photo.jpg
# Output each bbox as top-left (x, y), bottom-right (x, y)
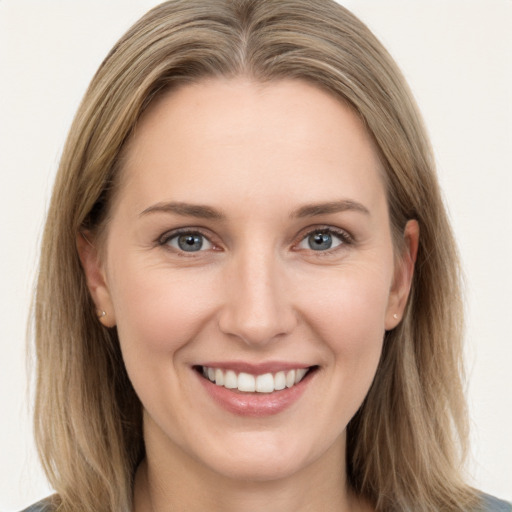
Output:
top-left (20, 493), bottom-right (512, 511)
top-left (480, 495), bottom-right (512, 512)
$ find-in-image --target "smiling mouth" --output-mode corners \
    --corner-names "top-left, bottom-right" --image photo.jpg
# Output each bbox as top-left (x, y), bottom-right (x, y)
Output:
top-left (195, 365), bottom-right (318, 394)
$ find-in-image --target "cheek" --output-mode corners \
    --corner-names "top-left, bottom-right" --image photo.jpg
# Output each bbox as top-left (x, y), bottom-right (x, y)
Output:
top-left (299, 262), bottom-right (392, 349)
top-left (110, 260), bottom-right (218, 357)
top-left (297, 261), bottom-right (391, 403)
top-left (283, 263), bottom-right (392, 437)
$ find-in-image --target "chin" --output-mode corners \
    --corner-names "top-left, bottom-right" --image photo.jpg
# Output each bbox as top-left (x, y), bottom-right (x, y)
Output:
top-left (194, 430), bottom-right (331, 483)
top-left (206, 454), bottom-right (307, 483)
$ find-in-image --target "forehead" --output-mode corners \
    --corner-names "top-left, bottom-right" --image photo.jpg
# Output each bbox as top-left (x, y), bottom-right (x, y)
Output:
top-left (116, 77), bottom-right (386, 216)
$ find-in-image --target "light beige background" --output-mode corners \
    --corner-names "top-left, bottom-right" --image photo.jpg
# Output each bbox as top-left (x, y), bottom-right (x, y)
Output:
top-left (1, 1), bottom-right (510, 509)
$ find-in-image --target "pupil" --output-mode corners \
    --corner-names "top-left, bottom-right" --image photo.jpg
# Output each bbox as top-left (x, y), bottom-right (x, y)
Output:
top-left (309, 232), bottom-right (332, 251)
top-left (178, 234), bottom-right (203, 252)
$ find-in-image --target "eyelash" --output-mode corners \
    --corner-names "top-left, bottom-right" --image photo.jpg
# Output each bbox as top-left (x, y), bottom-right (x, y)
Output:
top-left (157, 226), bottom-right (353, 257)
top-left (295, 227), bottom-right (353, 256)
top-left (157, 228), bottom-right (215, 256)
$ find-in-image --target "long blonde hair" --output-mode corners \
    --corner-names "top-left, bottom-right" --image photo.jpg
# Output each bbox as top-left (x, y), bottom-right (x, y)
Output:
top-left (34, 1), bottom-right (477, 510)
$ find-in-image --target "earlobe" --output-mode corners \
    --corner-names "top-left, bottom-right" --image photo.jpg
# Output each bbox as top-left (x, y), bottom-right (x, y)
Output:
top-left (76, 231), bottom-right (116, 327)
top-left (385, 219), bottom-right (420, 330)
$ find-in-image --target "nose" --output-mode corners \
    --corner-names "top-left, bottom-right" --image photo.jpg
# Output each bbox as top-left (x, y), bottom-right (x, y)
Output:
top-left (217, 248), bottom-right (297, 347)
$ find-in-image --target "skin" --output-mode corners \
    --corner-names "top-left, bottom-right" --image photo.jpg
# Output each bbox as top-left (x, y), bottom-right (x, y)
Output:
top-left (78, 78), bottom-right (418, 512)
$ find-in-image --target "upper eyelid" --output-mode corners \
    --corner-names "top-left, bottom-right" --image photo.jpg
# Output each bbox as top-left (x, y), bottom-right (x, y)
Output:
top-left (158, 227), bottom-right (214, 244)
top-left (294, 225), bottom-right (353, 244)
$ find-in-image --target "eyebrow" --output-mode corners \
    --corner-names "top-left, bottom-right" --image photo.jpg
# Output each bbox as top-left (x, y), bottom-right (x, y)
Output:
top-left (290, 200), bottom-right (370, 218)
top-left (139, 199), bottom-right (370, 220)
top-left (139, 202), bottom-right (226, 219)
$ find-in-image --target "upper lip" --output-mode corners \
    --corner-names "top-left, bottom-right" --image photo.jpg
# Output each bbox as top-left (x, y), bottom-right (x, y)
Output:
top-left (196, 361), bottom-right (314, 375)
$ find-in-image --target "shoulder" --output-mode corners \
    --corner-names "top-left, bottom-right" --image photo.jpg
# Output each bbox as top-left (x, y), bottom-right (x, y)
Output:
top-left (477, 493), bottom-right (512, 512)
top-left (19, 497), bottom-right (56, 512)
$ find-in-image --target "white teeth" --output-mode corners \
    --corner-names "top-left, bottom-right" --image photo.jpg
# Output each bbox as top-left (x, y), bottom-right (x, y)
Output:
top-left (256, 373), bottom-right (274, 393)
top-left (238, 372), bottom-right (256, 392)
top-left (286, 370), bottom-right (296, 388)
top-left (201, 366), bottom-right (310, 393)
top-left (295, 368), bottom-right (307, 384)
top-left (224, 370), bottom-right (237, 389)
top-left (274, 371), bottom-right (286, 390)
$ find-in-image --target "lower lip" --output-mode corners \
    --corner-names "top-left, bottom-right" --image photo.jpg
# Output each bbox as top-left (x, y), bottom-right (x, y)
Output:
top-left (196, 370), bottom-right (313, 417)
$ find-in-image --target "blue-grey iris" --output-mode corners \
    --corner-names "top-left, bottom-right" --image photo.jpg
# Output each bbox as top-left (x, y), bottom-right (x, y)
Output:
top-left (178, 234), bottom-right (203, 252)
top-left (308, 232), bottom-right (332, 251)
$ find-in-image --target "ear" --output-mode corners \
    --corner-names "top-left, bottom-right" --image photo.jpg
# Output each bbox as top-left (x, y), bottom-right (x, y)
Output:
top-left (385, 219), bottom-right (420, 330)
top-left (76, 231), bottom-right (116, 327)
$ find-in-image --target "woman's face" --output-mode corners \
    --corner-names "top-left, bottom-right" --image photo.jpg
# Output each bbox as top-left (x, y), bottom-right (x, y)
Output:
top-left (81, 78), bottom-right (416, 483)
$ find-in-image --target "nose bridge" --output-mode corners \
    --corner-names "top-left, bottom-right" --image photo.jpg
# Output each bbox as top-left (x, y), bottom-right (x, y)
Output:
top-left (218, 241), bottom-right (296, 346)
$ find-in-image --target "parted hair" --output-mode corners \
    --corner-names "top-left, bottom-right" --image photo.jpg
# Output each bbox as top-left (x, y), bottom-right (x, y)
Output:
top-left (33, 1), bottom-right (477, 511)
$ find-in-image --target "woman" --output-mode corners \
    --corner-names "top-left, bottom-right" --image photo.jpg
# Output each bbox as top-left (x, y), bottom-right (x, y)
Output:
top-left (22, 0), bottom-right (511, 511)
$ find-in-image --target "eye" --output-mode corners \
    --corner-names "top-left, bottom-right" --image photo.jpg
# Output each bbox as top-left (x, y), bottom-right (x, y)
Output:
top-left (296, 228), bottom-right (350, 252)
top-left (160, 230), bottom-right (213, 253)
